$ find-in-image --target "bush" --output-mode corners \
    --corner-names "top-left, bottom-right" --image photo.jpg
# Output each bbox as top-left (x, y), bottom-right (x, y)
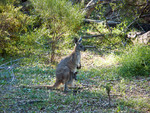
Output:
top-left (118, 44), bottom-right (150, 77)
top-left (0, 0), bottom-right (84, 60)
top-left (30, 0), bottom-right (85, 62)
top-left (31, 0), bottom-right (84, 34)
top-left (0, 2), bottom-right (34, 56)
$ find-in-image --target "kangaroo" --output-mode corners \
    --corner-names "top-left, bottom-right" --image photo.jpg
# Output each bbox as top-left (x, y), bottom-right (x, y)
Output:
top-left (23, 38), bottom-right (85, 91)
top-left (49, 37), bottom-right (86, 91)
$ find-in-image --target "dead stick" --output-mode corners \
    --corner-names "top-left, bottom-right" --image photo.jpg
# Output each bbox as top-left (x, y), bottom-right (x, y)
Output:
top-left (85, 46), bottom-right (96, 48)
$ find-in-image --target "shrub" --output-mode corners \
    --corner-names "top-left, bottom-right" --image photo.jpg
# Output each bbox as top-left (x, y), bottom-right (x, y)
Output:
top-left (0, 0), bottom-right (84, 59)
top-left (0, 2), bottom-right (34, 56)
top-left (118, 44), bottom-right (150, 76)
top-left (30, 0), bottom-right (85, 62)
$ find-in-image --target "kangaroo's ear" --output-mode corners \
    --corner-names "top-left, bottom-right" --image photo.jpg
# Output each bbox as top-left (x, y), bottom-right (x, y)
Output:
top-left (74, 38), bottom-right (78, 44)
top-left (78, 37), bottom-right (82, 43)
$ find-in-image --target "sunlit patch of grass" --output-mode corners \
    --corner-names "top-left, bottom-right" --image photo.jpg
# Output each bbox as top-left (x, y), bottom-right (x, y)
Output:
top-left (93, 53), bottom-right (119, 67)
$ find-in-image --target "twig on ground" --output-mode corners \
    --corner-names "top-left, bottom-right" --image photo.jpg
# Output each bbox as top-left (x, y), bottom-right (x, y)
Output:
top-left (0, 57), bottom-right (24, 68)
top-left (82, 34), bottom-right (104, 39)
top-left (0, 58), bottom-right (23, 87)
top-left (84, 19), bottom-right (120, 25)
top-left (85, 46), bottom-right (97, 48)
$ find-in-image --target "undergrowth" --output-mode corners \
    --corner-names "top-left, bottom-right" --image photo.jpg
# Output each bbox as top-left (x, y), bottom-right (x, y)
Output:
top-left (1, 46), bottom-right (150, 112)
top-left (118, 44), bottom-right (150, 77)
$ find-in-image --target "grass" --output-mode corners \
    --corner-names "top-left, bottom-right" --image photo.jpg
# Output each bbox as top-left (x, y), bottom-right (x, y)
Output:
top-left (0, 46), bottom-right (150, 112)
top-left (118, 44), bottom-right (150, 77)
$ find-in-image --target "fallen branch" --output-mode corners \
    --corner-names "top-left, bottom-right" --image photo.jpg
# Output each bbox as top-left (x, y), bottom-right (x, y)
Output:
top-left (141, 14), bottom-right (150, 18)
top-left (82, 34), bottom-right (104, 39)
top-left (125, 0), bottom-right (149, 32)
top-left (83, 0), bottom-right (111, 18)
top-left (0, 57), bottom-right (24, 68)
top-left (9, 99), bottom-right (46, 108)
top-left (136, 21), bottom-right (146, 32)
top-left (92, 24), bottom-right (117, 49)
top-left (122, 0), bottom-right (149, 46)
top-left (85, 46), bottom-right (96, 48)
top-left (84, 19), bottom-right (120, 25)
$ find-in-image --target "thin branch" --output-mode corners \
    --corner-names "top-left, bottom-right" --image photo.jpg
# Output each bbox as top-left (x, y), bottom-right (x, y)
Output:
top-left (82, 34), bottom-right (104, 39)
top-left (56, 32), bottom-right (65, 40)
top-left (139, 0), bottom-right (149, 18)
top-left (0, 57), bottom-right (24, 68)
top-left (124, 17), bottom-right (138, 32)
top-left (10, 66), bottom-right (15, 83)
top-left (84, 19), bottom-right (120, 25)
top-left (85, 45), bottom-right (97, 48)
top-left (122, 0), bottom-right (149, 46)
top-left (83, 0), bottom-right (111, 18)
top-left (92, 24), bottom-right (117, 48)
top-left (136, 21), bottom-right (146, 32)
top-left (141, 14), bottom-right (150, 18)
top-left (125, 0), bottom-right (149, 32)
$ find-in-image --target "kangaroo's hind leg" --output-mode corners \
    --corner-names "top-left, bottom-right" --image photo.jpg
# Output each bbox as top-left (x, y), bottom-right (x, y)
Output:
top-left (69, 71), bottom-right (74, 84)
top-left (62, 68), bottom-right (70, 92)
top-left (50, 79), bottom-right (62, 89)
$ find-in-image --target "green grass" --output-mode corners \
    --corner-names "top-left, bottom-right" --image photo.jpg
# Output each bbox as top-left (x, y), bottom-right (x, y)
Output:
top-left (118, 44), bottom-right (150, 77)
top-left (0, 47), bottom-right (150, 112)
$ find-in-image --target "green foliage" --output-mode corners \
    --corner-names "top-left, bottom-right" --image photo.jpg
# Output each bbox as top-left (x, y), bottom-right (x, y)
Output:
top-left (0, 0), bottom-right (85, 61)
top-left (86, 0), bottom-right (149, 51)
top-left (0, 2), bottom-right (35, 56)
top-left (31, 0), bottom-right (84, 34)
top-left (118, 44), bottom-right (150, 76)
top-left (29, 0), bottom-right (85, 62)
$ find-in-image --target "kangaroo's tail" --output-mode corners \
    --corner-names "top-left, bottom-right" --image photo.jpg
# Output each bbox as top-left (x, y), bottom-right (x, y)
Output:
top-left (50, 80), bottom-right (61, 89)
top-left (20, 80), bottom-right (61, 90)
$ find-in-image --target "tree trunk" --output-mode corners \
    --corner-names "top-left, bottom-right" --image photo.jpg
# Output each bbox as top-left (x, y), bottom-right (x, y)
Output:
top-left (50, 38), bottom-right (56, 63)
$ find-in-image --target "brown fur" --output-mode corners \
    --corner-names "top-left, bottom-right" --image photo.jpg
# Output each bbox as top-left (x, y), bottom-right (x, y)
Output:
top-left (23, 38), bottom-right (85, 92)
top-left (49, 38), bottom-right (85, 91)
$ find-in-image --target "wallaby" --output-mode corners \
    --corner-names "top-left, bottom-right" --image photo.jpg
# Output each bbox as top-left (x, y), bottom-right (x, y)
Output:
top-left (72, 71), bottom-right (78, 80)
top-left (24, 38), bottom-right (85, 92)
top-left (49, 37), bottom-right (86, 92)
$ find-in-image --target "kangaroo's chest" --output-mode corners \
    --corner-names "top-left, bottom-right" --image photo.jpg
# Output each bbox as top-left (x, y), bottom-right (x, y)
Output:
top-left (70, 52), bottom-right (81, 73)
top-left (76, 52), bottom-right (81, 65)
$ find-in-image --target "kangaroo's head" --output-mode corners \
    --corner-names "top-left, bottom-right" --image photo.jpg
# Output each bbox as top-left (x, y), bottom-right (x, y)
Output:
top-left (74, 37), bottom-right (86, 52)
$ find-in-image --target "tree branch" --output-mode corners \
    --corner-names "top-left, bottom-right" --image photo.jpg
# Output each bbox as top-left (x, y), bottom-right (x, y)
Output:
top-left (82, 34), bottom-right (104, 39)
top-left (83, 0), bottom-right (112, 18)
top-left (84, 19), bottom-right (120, 25)
top-left (125, 0), bottom-right (149, 32)
top-left (85, 45), bottom-right (96, 48)
top-left (0, 57), bottom-right (24, 69)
